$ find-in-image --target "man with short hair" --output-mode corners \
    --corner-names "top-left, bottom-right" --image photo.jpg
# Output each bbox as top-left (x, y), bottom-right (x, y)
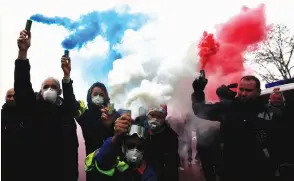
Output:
top-left (2, 88), bottom-right (28, 181)
top-left (237, 75), bottom-right (261, 101)
top-left (191, 74), bottom-right (281, 181)
top-left (5, 88), bottom-right (15, 105)
top-left (15, 29), bottom-right (79, 181)
top-left (2, 88), bottom-right (17, 130)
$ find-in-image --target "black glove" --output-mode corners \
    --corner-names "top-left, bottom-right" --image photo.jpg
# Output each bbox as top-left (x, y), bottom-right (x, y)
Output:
top-left (192, 77), bottom-right (208, 92)
top-left (192, 71), bottom-right (208, 92)
top-left (216, 83), bottom-right (237, 100)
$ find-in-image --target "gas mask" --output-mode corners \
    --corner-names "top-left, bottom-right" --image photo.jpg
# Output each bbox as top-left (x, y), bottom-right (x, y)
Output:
top-left (123, 124), bottom-right (147, 168)
top-left (42, 88), bottom-right (58, 103)
top-left (148, 118), bottom-right (164, 134)
top-left (125, 148), bottom-right (144, 168)
top-left (92, 95), bottom-right (105, 106)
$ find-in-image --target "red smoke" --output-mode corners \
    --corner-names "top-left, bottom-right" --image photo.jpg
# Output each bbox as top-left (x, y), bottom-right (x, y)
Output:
top-left (198, 32), bottom-right (220, 69)
top-left (198, 4), bottom-right (268, 101)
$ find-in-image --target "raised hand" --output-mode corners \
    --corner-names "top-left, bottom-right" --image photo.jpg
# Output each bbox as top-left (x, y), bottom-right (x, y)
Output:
top-left (113, 113), bottom-right (132, 138)
top-left (61, 56), bottom-right (71, 77)
top-left (17, 30), bottom-right (31, 51)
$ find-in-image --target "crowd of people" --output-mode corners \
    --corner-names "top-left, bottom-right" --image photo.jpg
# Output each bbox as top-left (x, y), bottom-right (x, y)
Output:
top-left (2, 28), bottom-right (294, 181)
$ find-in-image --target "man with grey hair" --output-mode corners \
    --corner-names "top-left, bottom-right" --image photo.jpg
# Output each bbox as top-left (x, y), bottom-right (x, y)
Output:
top-left (14, 29), bottom-right (79, 181)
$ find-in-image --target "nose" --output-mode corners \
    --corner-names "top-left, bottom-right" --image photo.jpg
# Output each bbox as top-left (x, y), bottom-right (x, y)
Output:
top-left (239, 90), bottom-right (248, 97)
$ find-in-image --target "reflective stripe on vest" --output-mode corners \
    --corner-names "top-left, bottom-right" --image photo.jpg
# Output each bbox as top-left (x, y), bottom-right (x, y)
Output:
top-left (85, 151), bottom-right (96, 172)
top-left (85, 151), bottom-right (129, 176)
top-left (95, 161), bottom-right (115, 176)
top-left (116, 159), bottom-right (129, 172)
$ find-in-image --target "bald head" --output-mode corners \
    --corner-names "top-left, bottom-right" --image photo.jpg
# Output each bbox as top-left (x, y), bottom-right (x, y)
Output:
top-left (6, 88), bottom-right (15, 104)
top-left (40, 77), bottom-right (62, 104)
top-left (41, 77), bottom-right (60, 90)
top-left (40, 77), bottom-right (62, 95)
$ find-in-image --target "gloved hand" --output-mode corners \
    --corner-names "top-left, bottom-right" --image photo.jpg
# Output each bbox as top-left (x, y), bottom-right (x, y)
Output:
top-left (192, 71), bottom-right (208, 92)
top-left (216, 83), bottom-right (237, 100)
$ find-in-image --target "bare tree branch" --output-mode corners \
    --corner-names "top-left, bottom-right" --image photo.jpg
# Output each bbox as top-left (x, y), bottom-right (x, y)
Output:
top-left (246, 24), bottom-right (294, 82)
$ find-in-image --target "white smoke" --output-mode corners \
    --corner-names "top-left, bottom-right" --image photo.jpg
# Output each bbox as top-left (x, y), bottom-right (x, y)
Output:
top-left (108, 26), bottom-right (201, 117)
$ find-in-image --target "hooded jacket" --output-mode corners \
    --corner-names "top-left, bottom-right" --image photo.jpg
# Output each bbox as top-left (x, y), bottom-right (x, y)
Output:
top-left (77, 82), bottom-right (119, 181)
top-left (77, 82), bottom-right (117, 155)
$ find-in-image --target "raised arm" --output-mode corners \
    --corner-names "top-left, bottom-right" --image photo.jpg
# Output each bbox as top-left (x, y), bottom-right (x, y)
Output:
top-left (60, 56), bottom-right (79, 116)
top-left (191, 74), bottom-right (226, 121)
top-left (191, 90), bottom-right (225, 121)
top-left (14, 30), bottom-right (36, 110)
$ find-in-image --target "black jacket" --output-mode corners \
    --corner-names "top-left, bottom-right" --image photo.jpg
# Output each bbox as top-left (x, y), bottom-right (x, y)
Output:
top-left (145, 124), bottom-right (179, 181)
top-left (77, 108), bottom-right (116, 155)
top-left (14, 59), bottom-right (79, 181)
top-left (2, 103), bottom-right (31, 181)
top-left (191, 90), bottom-right (282, 181)
top-left (267, 102), bottom-right (294, 166)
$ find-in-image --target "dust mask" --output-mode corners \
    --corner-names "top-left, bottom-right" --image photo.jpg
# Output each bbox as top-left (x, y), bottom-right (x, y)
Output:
top-left (43, 88), bottom-right (58, 103)
top-left (125, 148), bottom-right (143, 167)
top-left (148, 118), bottom-right (164, 134)
top-left (92, 95), bottom-right (104, 106)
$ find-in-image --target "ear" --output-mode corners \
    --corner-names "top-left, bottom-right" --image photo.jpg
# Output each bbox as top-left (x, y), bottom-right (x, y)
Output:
top-left (58, 89), bottom-right (62, 96)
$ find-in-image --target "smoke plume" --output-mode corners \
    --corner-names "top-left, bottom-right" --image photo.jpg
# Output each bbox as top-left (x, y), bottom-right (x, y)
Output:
top-left (203, 4), bottom-right (269, 101)
top-left (109, 4), bottom-right (269, 117)
top-left (30, 9), bottom-right (148, 63)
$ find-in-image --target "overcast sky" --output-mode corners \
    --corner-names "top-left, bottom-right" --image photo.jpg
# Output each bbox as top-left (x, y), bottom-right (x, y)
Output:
top-left (1, 0), bottom-right (293, 104)
top-left (1, 1), bottom-right (293, 180)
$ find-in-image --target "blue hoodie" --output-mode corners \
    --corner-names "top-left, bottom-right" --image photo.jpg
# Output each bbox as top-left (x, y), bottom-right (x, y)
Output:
top-left (85, 137), bottom-right (157, 181)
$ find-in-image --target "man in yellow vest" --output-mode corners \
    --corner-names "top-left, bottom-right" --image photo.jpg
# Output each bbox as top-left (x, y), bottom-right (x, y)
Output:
top-left (85, 112), bottom-right (157, 181)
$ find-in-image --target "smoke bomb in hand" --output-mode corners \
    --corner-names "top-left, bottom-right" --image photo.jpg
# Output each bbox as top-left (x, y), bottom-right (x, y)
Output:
top-left (25, 20), bottom-right (32, 32)
top-left (64, 50), bottom-right (70, 58)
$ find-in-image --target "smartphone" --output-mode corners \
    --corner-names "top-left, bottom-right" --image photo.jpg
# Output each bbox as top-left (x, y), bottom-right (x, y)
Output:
top-left (118, 109), bottom-right (132, 116)
top-left (107, 103), bottom-right (114, 114)
top-left (25, 20), bottom-right (32, 32)
top-left (64, 50), bottom-right (70, 58)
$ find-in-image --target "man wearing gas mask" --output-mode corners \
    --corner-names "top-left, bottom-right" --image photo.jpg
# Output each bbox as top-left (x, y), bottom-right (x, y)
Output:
top-left (15, 29), bottom-right (79, 181)
top-left (144, 105), bottom-right (180, 181)
top-left (76, 82), bottom-right (119, 181)
top-left (85, 113), bottom-right (157, 181)
top-left (191, 73), bottom-right (282, 181)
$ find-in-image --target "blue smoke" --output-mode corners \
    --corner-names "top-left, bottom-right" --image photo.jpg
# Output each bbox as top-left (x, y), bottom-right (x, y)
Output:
top-left (30, 10), bottom-right (147, 49)
top-left (30, 9), bottom-right (148, 83)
